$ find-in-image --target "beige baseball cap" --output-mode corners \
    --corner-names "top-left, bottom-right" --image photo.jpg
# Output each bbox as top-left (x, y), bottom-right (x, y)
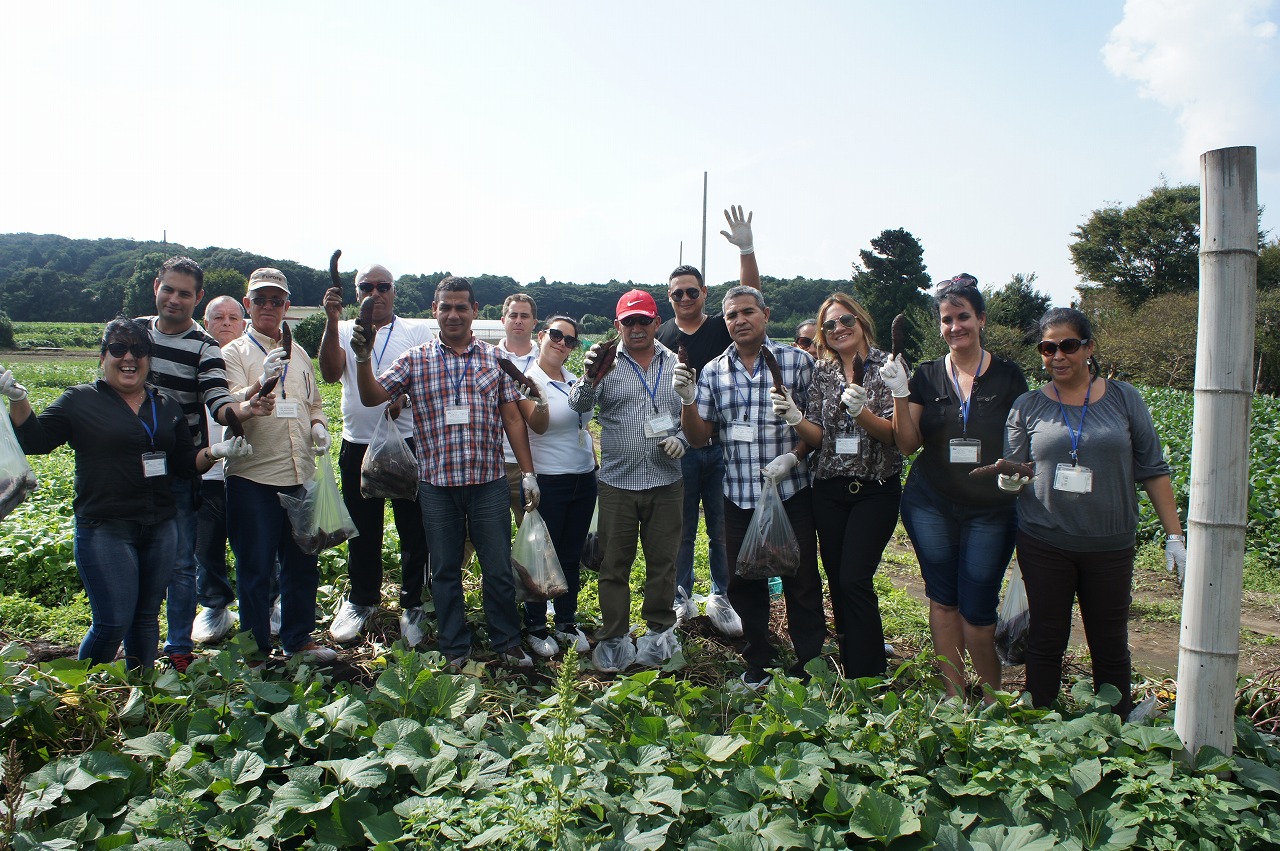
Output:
top-left (247, 267), bottom-right (290, 296)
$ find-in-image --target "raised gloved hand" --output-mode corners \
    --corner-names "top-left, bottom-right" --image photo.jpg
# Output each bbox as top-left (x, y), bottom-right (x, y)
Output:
top-left (209, 436), bottom-right (252, 459)
top-left (350, 322), bottom-right (372, 363)
top-left (673, 364), bottom-right (697, 406)
top-left (583, 343), bottom-right (615, 384)
top-left (0, 369), bottom-right (27, 402)
top-left (762, 452), bottom-right (798, 484)
top-left (770, 388), bottom-right (803, 426)
top-left (311, 423), bottom-right (331, 456)
top-left (259, 348), bottom-right (288, 387)
top-left (720, 205), bottom-right (754, 254)
top-left (1166, 534), bottom-right (1187, 584)
top-left (840, 384), bottom-right (868, 418)
top-left (879, 354), bottom-right (911, 399)
top-left (997, 472), bottom-right (1033, 493)
top-left (522, 473), bottom-right (540, 511)
top-left (659, 436), bottom-right (686, 459)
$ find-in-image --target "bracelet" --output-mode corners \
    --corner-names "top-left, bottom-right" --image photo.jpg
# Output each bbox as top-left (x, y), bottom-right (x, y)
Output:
top-left (1167, 533), bottom-right (1184, 542)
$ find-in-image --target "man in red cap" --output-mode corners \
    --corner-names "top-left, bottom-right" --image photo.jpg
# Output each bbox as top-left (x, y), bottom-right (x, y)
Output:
top-left (569, 289), bottom-right (687, 672)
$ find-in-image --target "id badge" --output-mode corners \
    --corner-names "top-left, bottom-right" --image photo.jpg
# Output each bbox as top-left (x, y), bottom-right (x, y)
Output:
top-left (729, 422), bottom-right (753, 442)
top-left (141, 452), bottom-right (168, 478)
top-left (644, 412), bottom-right (674, 438)
top-left (445, 404), bottom-right (471, 425)
top-left (578, 429), bottom-right (586, 448)
top-left (275, 401), bottom-right (299, 418)
top-left (949, 438), bottom-right (981, 464)
top-left (1053, 463), bottom-right (1093, 494)
top-left (835, 433), bottom-right (860, 455)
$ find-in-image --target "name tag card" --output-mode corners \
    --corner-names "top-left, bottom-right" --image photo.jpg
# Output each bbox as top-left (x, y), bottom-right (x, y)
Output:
top-left (729, 423), bottom-right (754, 442)
top-left (142, 452), bottom-right (168, 478)
top-left (949, 438), bottom-right (981, 464)
top-left (445, 405), bottom-right (471, 426)
top-left (644, 413), bottom-right (675, 437)
top-left (275, 401), bottom-right (300, 419)
top-left (1053, 463), bottom-right (1093, 494)
top-left (835, 433), bottom-right (861, 455)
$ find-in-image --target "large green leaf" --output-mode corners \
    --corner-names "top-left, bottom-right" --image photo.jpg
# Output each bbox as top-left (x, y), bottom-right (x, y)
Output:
top-left (849, 788), bottom-right (921, 844)
top-left (317, 755), bottom-right (389, 789)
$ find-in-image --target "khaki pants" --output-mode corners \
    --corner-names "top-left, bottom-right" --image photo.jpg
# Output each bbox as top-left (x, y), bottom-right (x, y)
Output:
top-left (596, 480), bottom-right (683, 640)
top-left (506, 462), bottom-right (526, 529)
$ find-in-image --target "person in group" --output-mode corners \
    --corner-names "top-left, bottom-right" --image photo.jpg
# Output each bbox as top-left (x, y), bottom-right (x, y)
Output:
top-left (497, 293), bottom-right (541, 526)
top-left (776, 294), bottom-right (902, 679)
top-left (352, 276), bottom-right (545, 668)
top-left (1000, 307), bottom-right (1185, 718)
top-left (521, 315), bottom-right (597, 657)
top-left (319, 264), bottom-right (435, 647)
top-left (571, 289), bottom-right (687, 672)
top-left (793, 320), bottom-right (818, 358)
top-left (221, 268), bottom-right (336, 665)
top-left (677, 286), bottom-right (825, 690)
top-left (887, 275), bottom-right (1029, 700)
top-left (654, 206), bottom-right (760, 627)
top-left (0, 319), bottom-right (250, 670)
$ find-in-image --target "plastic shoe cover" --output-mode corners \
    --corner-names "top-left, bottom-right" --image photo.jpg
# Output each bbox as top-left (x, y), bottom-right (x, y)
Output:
top-left (528, 633), bottom-right (560, 658)
top-left (1127, 694), bottom-right (1160, 724)
top-left (591, 634), bottom-right (636, 673)
top-left (502, 646), bottom-right (535, 667)
top-left (286, 642), bottom-right (337, 664)
top-left (705, 594), bottom-right (744, 637)
top-left (635, 626), bottom-right (681, 667)
top-left (673, 586), bottom-right (697, 626)
top-left (884, 643), bottom-right (895, 657)
top-left (269, 597), bottom-right (282, 638)
top-left (400, 607), bottom-right (427, 647)
top-left (554, 627), bottom-right (591, 654)
top-left (329, 599), bottom-right (377, 643)
top-left (735, 668), bottom-right (772, 693)
top-left (192, 607), bottom-right (236, 644)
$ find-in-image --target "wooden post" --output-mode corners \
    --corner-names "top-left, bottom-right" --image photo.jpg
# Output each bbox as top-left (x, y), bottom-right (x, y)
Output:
top-left (1176, 146), bottom-right (1257, 761)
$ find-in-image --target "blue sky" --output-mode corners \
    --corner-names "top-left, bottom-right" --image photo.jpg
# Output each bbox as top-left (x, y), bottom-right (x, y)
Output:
top-left (3, 1), bottom-right (1276, 308)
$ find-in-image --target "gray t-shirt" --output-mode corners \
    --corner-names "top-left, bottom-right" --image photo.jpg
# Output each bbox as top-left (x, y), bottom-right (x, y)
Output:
top-left (1004, 380), bottom-right (1171, 551)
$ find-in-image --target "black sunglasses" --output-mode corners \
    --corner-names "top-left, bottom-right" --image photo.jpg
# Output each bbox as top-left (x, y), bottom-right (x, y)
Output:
top-left (620, 315), bottom-right (655, 327)
top-left (669, 287), bottom-right (702, 302)
top-left (795, 336), bottom-right (814, 348)
top-left (1037, 338), bottom-right (1089, 356)
top-left (546, 327), bottom-right (580, 349)
top-left (821, 314), bottom-right (859, 334)
top-left (105, 341), bottom-right (150, 358)
top-left (251, 296), bottom-right (285, 308)
top-left (358, 281), bottom-right (393, 294)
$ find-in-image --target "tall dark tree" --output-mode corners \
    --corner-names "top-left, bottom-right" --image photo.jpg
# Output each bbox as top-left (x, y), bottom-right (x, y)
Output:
top-left (984, 272), bottom-right (1052, 339)
top-left (851, 228), bottom-right (931, 346)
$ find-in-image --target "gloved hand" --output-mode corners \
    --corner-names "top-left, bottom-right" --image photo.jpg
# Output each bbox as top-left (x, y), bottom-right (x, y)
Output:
top-left (350, 322), bottom-right (372, 363)
top-left (879, 354), bottom-right (911, 399)
top-left (840, 384), bottom-right (868, 418)
top-left (209, 436), bottom-right (252, 459)
top-left (659, 436), bottom-right (686, 459)
top-left (0, 369), bottom-right (27, 402)
top-left (311, 423), bottom-right (331, 456)
top-left (997, 472), bottom-right (1033, 493)
top-left (524, 380), bottom-right (548, 410)
top-left (673, 364), bottom-right (697, 406)
top-left (583, 343), bottom-right (616, 383)
top-left (522, 473), bottom-right (540, 511)
top-left (762, 452), bottom-right (798, 484)
top-left (1166, 534), bottom-right (1187, 584)
top-left (720, 205), bottom-right (754, 254)
top-left (770, 388), bottom-right (803, 426)
top-left (259, 348), bottom-right (288, 387)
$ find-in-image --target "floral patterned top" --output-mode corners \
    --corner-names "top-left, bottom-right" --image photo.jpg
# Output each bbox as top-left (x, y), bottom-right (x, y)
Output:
top-left (803, 348), bottom-right (903, 481)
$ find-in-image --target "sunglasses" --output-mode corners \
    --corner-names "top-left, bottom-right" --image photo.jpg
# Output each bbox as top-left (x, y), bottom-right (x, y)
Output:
top-left (251, 296), bottom-right (286, 308)
top-left (620, 315), bottom-right (655, 327)
top-left (795, 336), bottom-right (814, 349)
top-left (821, 314), bottom-right (859, 334)
top-left (358, 281), bottom-right (393, 294)
top-left (1036, 338), bottom-right (1089, 356)
top-left (105, 341), bottom-right (150, 358)
top-left (669, 287), bottom-right (702, 302)
top-left (546, 327), bottom-right (580, 348)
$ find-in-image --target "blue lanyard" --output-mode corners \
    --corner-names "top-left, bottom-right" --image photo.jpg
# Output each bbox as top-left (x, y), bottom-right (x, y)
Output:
top-left (245, 330), bottom-right (289, 398)
top-left (949, 350), bottom-right (985, 437)
top-left (624, 353), bottom-right (665, 414)
top-left (441, 341), bottom-right (475, 404)
top-left (732, 350), bottom-right (765, 422)
top-left (137, 391), bottom-right (158, 450)
top-left (373, 318), bottom-right (396, 371)
top-left (1051, 379), bottom-right (1092, 465)
top-left (548, 378), bottom-right (585, 431)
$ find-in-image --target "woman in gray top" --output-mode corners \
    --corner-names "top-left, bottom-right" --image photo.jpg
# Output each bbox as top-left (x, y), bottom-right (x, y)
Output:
top-left (1002, 307), bottom-right (1185, 718)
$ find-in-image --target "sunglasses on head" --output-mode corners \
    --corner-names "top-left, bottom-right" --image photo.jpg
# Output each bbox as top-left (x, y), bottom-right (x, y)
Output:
top-left (821, 314), bottom-right (859, 334)
top-left (620, 315), bottom-right (655, 327)
top-left (251, 296), bottom-right (285, 308)
top-left (1037, 338), bottom-right (1089, 356)
top-left (105, 341), bottom-right (150, 359)
top-left (546, 327), bottom-right (580, 348)
top-left (795, 336), bottom-right (814, 349)
top-left (669, 287), bottom-right (701, 302)
top-left (357, 281), bottom-right (393, 294)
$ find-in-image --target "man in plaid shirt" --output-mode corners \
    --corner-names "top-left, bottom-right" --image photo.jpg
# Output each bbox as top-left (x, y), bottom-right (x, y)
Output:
top-left (677, 286), bottom-right (826, 691)
top-left (352, 276), bottom-right (548, 668)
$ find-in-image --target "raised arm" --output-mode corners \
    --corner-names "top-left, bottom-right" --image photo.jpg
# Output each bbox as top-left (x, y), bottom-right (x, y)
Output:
top-left (318, 286), bottom-right (346, 383)
top-left (721, 205), bottom-right (760, 292)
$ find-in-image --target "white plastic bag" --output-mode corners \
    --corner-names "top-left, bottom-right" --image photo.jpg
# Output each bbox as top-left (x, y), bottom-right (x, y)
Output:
top-left (705, 593), bottom-right (744, 637)
top-left (0, 411), bottom-right (36, 521)
top-left (994, 562), bottom-right (1030, 665)
top-left (635, 626), bottom-right (681, 667)
top-left (511, 509), bottom-right (569, 603)
top-left (580, 502), bottom-right (603, 572)
top-left (735, 478), bottom-right (800, 579)
top-left (278, 454), bottom-right (359, 554)
top-left (360, 407), bottom-right (418, 501)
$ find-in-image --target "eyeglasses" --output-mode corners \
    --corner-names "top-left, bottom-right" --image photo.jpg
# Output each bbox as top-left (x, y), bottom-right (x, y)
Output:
top-left (821, 314), bottom-right (859, 334)
top-left (251, 296), bottom-right (285, 308)
top-left (1036, 338), bottom-right (1089, 356)
top-left (105, 341), bottom-right (150, 358)
top-left (358, 281), bottom-right (393, 294)
top-left (546, 328), bottom-right (580, 349)
top-left (620, 315), bottom-right (655, 327)
top-left (669, 287), bottom-right (701, 302)
top-left (795, 336), bottom-right (814, 349)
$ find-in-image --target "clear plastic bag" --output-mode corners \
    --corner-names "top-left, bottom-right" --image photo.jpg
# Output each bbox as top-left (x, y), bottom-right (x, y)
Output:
top-left (580, 502), bottom-right (603, 572)
top-left (0, 411), bottom-right (36, 521)
top-left (735, 478), bottom-right (800, 580)
top-left (279, 454), bottom-right (359, 554)
top-left (592, 634), bottom-right (636, 673)
top-left (995, 562), bottom-right (1030, 665)
top-left (635, 625), bottom-right (681, 667)
top-left (511, 509), bottom-right (569, 603)
top-left (705, 593), bottom-right (744, 637)
top-left (360, 407), bottom-right (418, 501)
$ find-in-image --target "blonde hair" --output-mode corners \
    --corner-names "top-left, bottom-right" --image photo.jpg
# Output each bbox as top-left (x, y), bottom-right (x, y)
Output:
top-left (813, 293), bottom-right (877, 361)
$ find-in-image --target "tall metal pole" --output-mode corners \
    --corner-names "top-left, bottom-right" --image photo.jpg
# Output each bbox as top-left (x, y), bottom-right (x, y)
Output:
top-left (1176, 146), bottom-right (1257, 761)
top-left (701, 171), bottom-right (708, 281)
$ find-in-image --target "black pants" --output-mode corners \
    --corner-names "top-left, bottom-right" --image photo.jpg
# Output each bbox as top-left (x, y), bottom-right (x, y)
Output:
top-left (338, 438), bottom-right (430, 610)
top-left (1016, 530), bottom-right (1135, 719)
top-left (812, 476), bottom-right (901, 679)
top-left (724, 487), bottom-right (826, 674)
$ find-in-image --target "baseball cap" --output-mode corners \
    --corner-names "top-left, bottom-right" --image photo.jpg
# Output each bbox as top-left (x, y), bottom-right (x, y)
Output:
top-left (247, 267), bottom-right (290, 296)
top-left (616, 289), bottom-right (658, 320)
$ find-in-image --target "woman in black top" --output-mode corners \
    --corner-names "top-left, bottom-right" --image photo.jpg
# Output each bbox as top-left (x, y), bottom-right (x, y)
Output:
top-left (0, 318), bottom-right (249, 670)
top-left (886, 276), bottom-right (1028, 700)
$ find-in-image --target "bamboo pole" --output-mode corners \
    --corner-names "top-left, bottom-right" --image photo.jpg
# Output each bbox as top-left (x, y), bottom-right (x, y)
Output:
top-left (1176, 146), bottom-right (1257, 761)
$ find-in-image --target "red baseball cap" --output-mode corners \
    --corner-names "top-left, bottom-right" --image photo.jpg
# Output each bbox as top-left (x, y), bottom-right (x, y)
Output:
top-left (616, 289), bottom-right (658, 320)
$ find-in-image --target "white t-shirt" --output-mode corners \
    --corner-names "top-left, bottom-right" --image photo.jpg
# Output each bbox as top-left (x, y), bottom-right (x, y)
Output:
top-left (498, 340), bottom-right (540, 465)
top-left (338, 316), bottom-right (436, 444)
top-left (526, 361), bottom-right (596, 475)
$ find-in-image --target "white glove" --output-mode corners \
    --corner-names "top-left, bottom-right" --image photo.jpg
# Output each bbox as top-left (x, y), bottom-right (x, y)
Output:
top-left (659, 436), bottom-right (686, 459)
top-left (311, 423), bottom-right (331, 455)
top-left (522, 473), bottom-right (540, 511)
top-left (350, 324), bottom-right (372, 363)
top-left (840, 384), bottom-right (868, 418)
top-left (524, 379), bottom-right (548, 410)
top-left (770, 388), bottom-right (803, 427)
top-left (583, 343), bottom-right (615, 383)
top-left (258, 348), bottom-right (288, 387)
top-left (1166, 535), bottom-right (1187, 584)
top-left (0, 369), bottom-right (27, 402)
top-left (209, 436), bottom-right (252, 459)
top-left (879, 354), bottom-right (911, 399)
top-left (673, 364), bottom-right (697, 406)
top-left (997, 473), bottom-right (1033, 493)
top-left (762, 452), bottom-right (798, 484)
top-left (720, 205), bottom-right (754, 254)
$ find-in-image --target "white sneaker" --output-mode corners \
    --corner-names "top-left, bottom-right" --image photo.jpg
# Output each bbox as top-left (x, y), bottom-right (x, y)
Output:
top-left (399, 607), bottom-right (427, 647)
top-left (269, 597), bottom-right (282, 638)
top-left (528, 633), bottom-right (559, 658)
top-left (553, 627), bottom-right (591, 654)
top-left (329, 600), bottom-right (377, 643)
top-left (501, 647), bottom-right (535, 667)
top-left (286, 642), bottom-right (337, 664)
top-left (192, 607), bottom-right (235, 644)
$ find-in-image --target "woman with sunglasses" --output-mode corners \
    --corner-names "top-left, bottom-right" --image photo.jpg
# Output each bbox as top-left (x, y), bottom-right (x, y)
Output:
top-left (793, 319), bottom-right (817, 357)
top-left (1001, 307), bottom-right (1184, 718)
top-left (520, 316), bottom-right (597, 657)
top-left (774, 294), bottom-right (901, 678)
top-left (0, 318), bottom-right (250, 671)
top-left (887, 276), bottom-right (1028, 701)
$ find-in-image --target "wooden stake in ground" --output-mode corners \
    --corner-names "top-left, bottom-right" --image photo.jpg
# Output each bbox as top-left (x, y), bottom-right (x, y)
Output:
top-left (1177, 146), bottom-right (1257, 761)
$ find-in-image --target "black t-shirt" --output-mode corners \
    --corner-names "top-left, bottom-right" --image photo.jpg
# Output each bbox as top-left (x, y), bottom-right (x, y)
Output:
top-left (656, 314), bottom-right (732, 372)
top-left (906, 354), bottom-right (1029, 507)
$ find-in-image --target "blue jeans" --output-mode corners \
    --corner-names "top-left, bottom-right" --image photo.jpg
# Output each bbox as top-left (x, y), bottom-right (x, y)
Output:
top-left (675, 443), bottom-right (729, 597)
top-left (225, 476), bottom-right (320, 655)
top-left (196, 479), bottom-right (280, 610)
top-left (163, 476), bottom-right (200, 656)
top-left (522, 471), bottom-right (597, 633)
top-left (74, 516), bottom-right (177, 670)
top-left (420, 478), bottom-right (521, 657)
top-left (900, 473), bottom-right (1017, 627)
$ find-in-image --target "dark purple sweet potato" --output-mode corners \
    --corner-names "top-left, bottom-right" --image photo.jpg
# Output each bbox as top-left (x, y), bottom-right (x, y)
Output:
top-left (969, 458), bottom-right (1035, 479)
top-left (224, 407), bottom-right (245, 438)
top-left (586, 336), bottom-right (619, 383)
top-left (891, 313), bottom-right (908, 359)
top-left (760, 346), bottom-right (785, 394)
top-left (280, 321), bottom-right (292, 360)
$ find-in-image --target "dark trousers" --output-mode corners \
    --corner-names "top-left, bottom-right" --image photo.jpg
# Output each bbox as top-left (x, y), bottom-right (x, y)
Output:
top-left (1016, 530), bottom-right (1135, 718)
top-left (522, 471), bottom-right (598, 633)
top-left (724, 487), bottom-right (825, 674)
top-left (338, 438), bottom-right (430, 610)
top-left (812, 476), bottom-right (901, 679)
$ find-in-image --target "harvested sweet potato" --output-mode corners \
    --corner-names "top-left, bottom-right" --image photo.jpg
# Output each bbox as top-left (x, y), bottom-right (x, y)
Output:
top-left (968, 458), bottom-right (1035, 479)
top-left (891, 313), bottom-right (908, 359)
top-left (677, 342), bottom-right (690, 368)
top-left (497, 357), bottom-right (541, 400)
top-left (585, 335), bottom-right (619, 383)
top-left (280, 321), bottom-right (292, 360)
top-left (329, 248), bottom-right (342, 293)
top-left (224, 407), bottom-right (245, 438)
top-left (257, 374), bottom-right (280, 399)
top-left (0, 470), bottom-right (37, 521)
top-left (760, 346), bottom-right (785, 394)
